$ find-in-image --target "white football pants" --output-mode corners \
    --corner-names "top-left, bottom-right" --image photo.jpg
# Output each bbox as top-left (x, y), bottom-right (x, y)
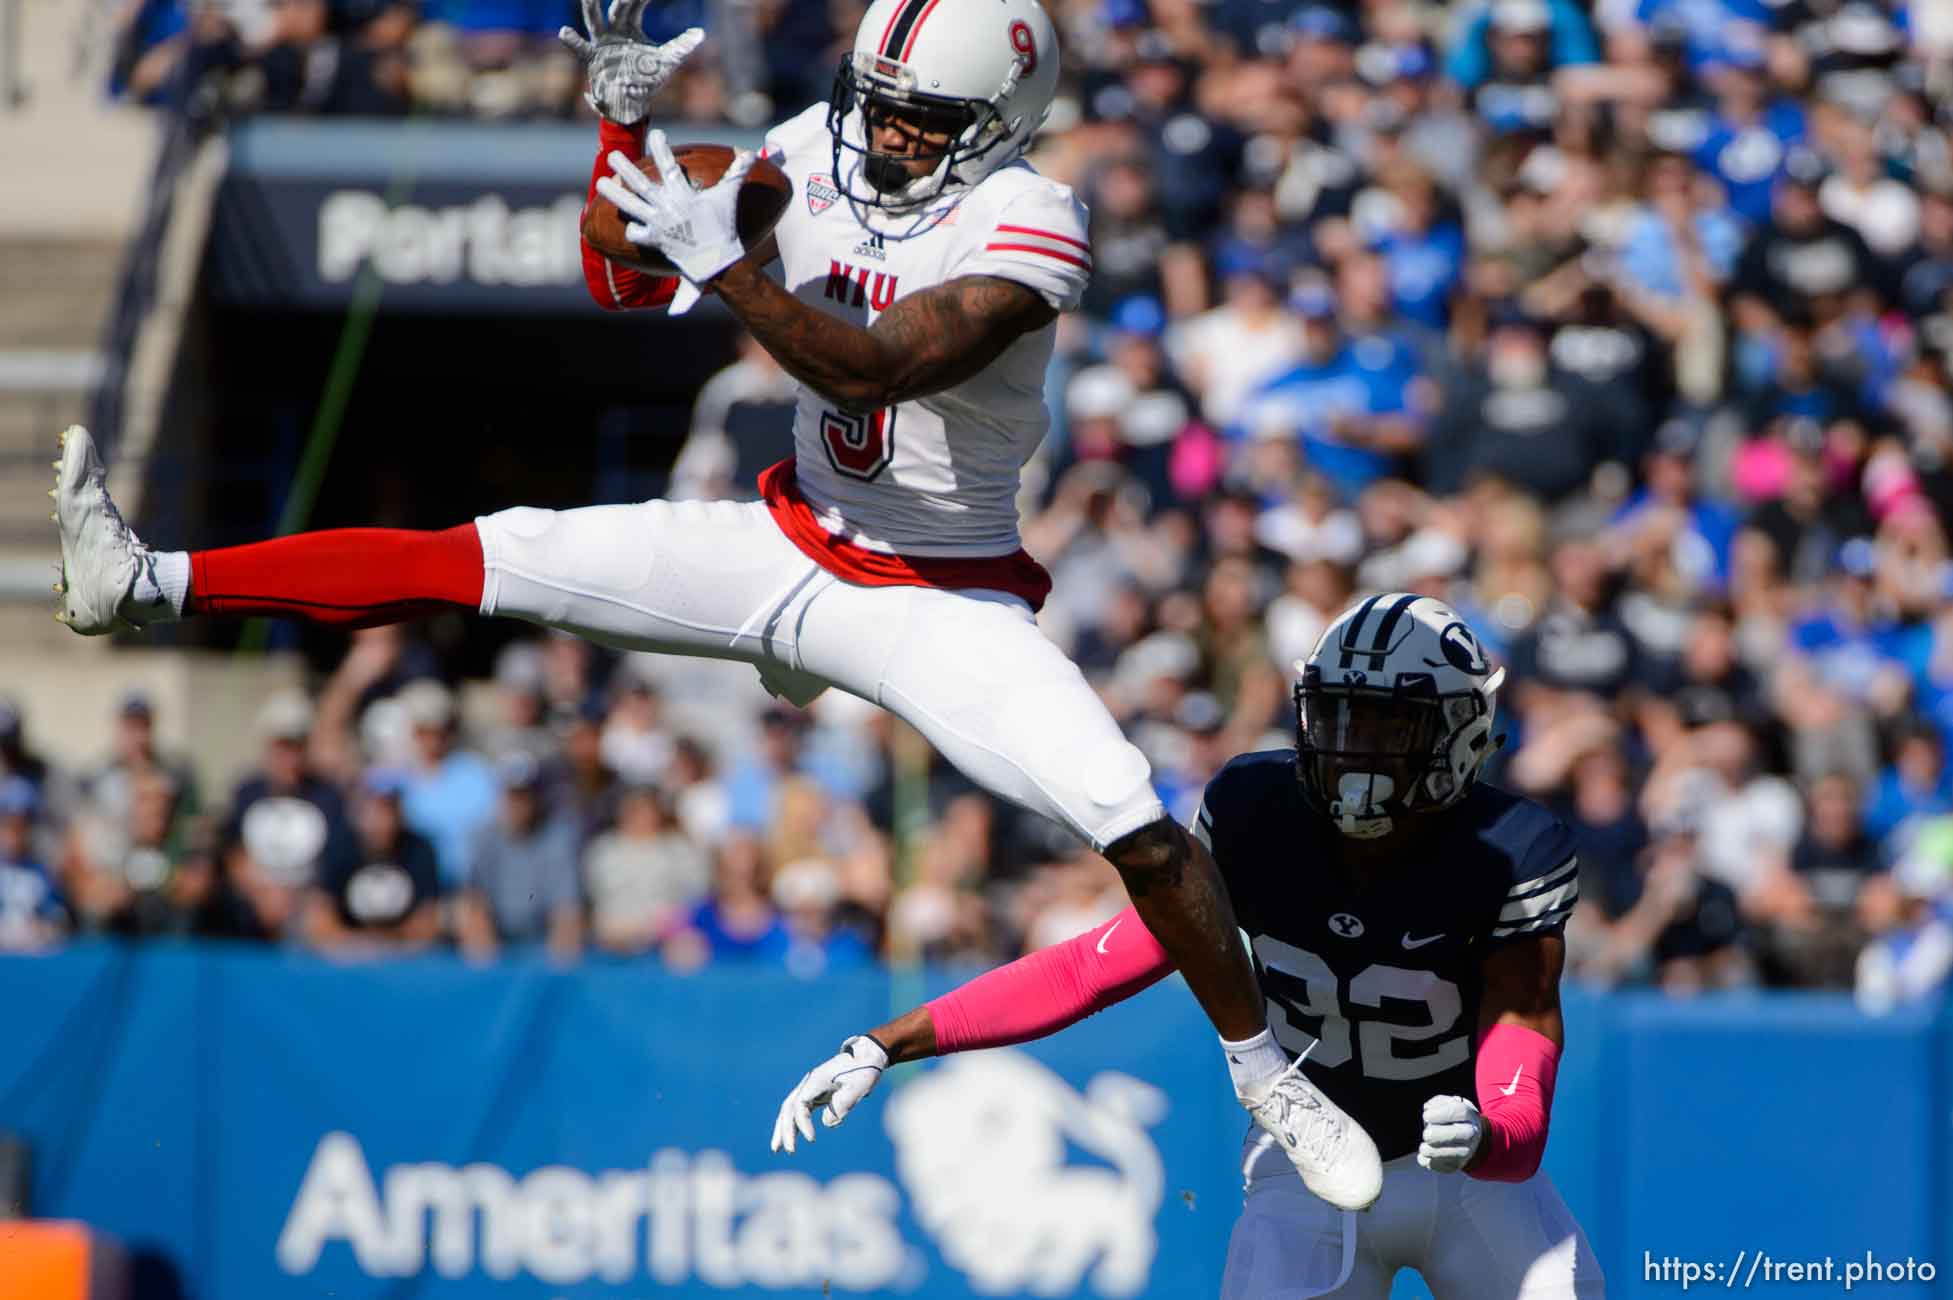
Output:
top-left (1225, 1143), bottom-right (1605, 1300)
top-left (474, 498), bottom-right (1164, 850)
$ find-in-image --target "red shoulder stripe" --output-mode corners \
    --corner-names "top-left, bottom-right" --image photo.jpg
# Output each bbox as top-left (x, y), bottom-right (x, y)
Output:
top-left (993, 224), bottom-right (1091, 252)
top-left (984, 242), bottom-right (1092, 270)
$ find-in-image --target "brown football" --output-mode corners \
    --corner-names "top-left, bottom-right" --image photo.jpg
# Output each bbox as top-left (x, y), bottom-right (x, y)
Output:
top-left (582, 143), bottom-right (794, 275)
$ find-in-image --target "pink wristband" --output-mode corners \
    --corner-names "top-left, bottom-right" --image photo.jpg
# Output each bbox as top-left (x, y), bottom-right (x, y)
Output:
top-left (926, 906), bottom-right (1174, 1054)
top-left (1470, 1022), bottom-right (1560, 1182)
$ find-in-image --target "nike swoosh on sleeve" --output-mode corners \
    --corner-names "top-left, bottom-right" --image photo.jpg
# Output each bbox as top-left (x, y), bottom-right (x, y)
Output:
top-left (1095, 918), bottom-right (1125, 955)
top-left (1499, 1065), bottom-right (1524, 1096)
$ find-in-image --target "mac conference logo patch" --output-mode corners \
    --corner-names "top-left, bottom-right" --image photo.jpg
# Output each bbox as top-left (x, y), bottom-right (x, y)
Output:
top-left (806, 174), bottom-right (841, 215)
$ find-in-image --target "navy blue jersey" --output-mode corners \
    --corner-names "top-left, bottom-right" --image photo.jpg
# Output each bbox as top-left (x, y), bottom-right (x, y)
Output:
top-left (1194, 750), bottom-right (1577, 1160)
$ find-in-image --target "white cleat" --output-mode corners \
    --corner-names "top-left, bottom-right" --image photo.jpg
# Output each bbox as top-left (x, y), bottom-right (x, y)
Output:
top-left (52, 425), bottom-right (155, 635)
top-left (1239, 1054), bottom-right (1384, 1211)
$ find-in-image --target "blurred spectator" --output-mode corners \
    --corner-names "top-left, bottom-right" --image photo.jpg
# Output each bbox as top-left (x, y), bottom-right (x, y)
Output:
top-left (600, 664), bottom-right (675, 787)
top-left (1166, 249), bottom-right (1303, 428)
top-left (226, 688), bottom-right (356, 882)
top-left (1361, 162), bottom-right (1467, 332)
top-left (725, 705), bottom-right (814, 830)
top-left (1690, 45), bottom-right (1806, 227)
top-left (62, 767), bottom-right (204, 937)
top-left (481, 641), bottom-right (556, 764)
top-left (396, 679), bottom-right (499, 888)
top-left (82, 690), bottom-right (200, 829)
top-left (1729, 153), bottom-right (1880, 338)
top-left (1856, 820), bottom-right (1953, 1012)
top-left (664, 831), bottom-right (788, 967)
top-left (1863, 723), bottom-right (1953, 847)
top-left (1446, 0), bottom-right (1600, 98)
top-left (1896, 175), bottom-right (1953, 320)
top-left (455, 752), bottom-right (583, 961)
top-left (1080, 158), bottom-right (1176, 319)
top-left (0, 696), bottom-right (56, 809)
top-left (1572, 805), bottom-right (1752, 992)
top-left (669, 735), bottom-right (732, 850)
top-left (1426, 306), bottom-right (1635, 502)
top-left (1509, 536), bottom-right (1643, 703)
top-left (584, 783), bottom-right (711, 955)
top-left (774, 857), bottom-right (875, 978)
top-left (1232, 278), bottom-right (1424, 502)
top-left (671, 334), bottom-right (798, 500)
top-left (1525, 725), bottom-right (1649, 913)
top-left (0, 780), bottom-right (66, 952)
top-left (1637, 605), bottom-right (1765, 744)
top-left (1768, 771), bottom-right (1881, 986)
top-left (304, 769), bottom-right (442, 954)
top-left (554, 697), bottom-right (622, 845)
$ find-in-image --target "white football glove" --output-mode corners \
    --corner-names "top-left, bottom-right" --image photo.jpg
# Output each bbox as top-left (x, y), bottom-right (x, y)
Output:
top-left (1418, 1094), bottom-right (1487, 1173)
top-left (770, 1034), bottom-right (889, 1154)
top-left (559, 0), bottom-right (704, 127)
top-left (595, 132), bottom-right (754, 313)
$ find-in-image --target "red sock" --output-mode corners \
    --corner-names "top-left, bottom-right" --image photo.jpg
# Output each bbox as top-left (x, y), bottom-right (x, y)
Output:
top-left (188, 526), bottom-right (484, 628)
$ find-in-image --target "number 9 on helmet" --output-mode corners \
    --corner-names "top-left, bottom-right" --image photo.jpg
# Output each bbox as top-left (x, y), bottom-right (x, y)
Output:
top-left (827, 0), bottom-right (1061, 210)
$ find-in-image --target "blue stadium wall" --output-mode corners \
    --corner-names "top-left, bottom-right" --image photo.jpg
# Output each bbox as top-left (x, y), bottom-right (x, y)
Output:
top-left (2, 943), bottom-right (1948, 1298)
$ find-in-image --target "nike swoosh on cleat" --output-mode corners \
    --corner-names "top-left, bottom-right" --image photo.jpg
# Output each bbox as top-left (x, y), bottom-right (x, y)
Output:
top-left (1095, 918), bottom-right (1125, 955)
top-left (1402, 931), bottom-right (1443, 949)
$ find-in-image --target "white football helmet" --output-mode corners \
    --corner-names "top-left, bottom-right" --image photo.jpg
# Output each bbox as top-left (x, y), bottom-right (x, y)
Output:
top-left (1296, 594), bottom-right (1506, 839)
top-left (828, 0), bottom-right (1060, 209)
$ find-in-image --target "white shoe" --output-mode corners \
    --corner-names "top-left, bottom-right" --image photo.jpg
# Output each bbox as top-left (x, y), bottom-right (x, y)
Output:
top-left (53, 425), bottom-right (160, 635)
top-left (1239, 1054), bottom-right (1384, 1211)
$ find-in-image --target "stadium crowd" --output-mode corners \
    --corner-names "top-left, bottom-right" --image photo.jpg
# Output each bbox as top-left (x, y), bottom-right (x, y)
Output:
top-left (61, 0), bottom-right (1953, 1007)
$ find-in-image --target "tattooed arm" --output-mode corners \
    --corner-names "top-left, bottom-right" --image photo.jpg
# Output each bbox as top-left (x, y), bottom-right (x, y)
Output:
top-left (709, 260), bottom-right (1056, 414)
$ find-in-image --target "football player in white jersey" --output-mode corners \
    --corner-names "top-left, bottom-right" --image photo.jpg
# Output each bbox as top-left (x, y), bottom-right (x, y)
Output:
top-left (51, 0), bottom-right (1381, 1208)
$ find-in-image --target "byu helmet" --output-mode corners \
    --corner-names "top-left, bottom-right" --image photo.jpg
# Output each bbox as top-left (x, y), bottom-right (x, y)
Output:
top-left (1296, 593), bottom-right (1506, 839)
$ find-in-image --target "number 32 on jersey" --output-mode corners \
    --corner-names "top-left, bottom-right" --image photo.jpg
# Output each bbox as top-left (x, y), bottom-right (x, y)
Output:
top-left (1255, 934), bottom-right (1470, 1081)
top-left (820, 407), bottom-right (896, 480)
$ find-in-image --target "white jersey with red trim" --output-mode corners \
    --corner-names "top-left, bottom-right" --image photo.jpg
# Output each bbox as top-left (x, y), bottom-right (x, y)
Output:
top-left (758, 103), bottom-right (1092, 558)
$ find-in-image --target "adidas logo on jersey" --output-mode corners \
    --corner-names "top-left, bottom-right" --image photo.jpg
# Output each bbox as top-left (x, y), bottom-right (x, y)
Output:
top-left (806, 173), bottom-right (841, 215)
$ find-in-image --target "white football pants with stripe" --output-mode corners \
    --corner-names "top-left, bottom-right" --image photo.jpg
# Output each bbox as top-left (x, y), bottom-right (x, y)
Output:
top-left (1226, 1142), bottom-right (1605, 1300)
top-left (474, 497), bottom-right (1164, 850)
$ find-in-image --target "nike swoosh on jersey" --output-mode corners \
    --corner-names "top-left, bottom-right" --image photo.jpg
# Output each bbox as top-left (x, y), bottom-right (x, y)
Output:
top-left (1096, 918), bottom-right (1125, 955)
top-left (1499, 1065), bottom-right (1524, 1096)
top-left (1401, 931), bottom-right (1443, 949)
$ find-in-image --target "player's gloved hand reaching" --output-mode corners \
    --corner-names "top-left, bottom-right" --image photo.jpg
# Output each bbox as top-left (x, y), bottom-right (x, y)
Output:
top-left (597, 132), bottom-right (754, 315)
top-left (559, 0), bottom-right (704, 127)
top-left (771, 1034), bottom-right (889, 1154)
top-left (1418, 1094), bottom-right (1487, 1173)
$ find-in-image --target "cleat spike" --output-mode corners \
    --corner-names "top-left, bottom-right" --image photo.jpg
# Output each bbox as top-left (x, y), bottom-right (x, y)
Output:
top-left (48, 488), bottom-right (56, 499)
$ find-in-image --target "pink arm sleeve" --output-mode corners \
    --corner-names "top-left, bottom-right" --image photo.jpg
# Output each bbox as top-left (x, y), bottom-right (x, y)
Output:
top-left (1469, 1021), bottom-right (1561, 1182)
top-left (926, 906), bottom-right (1176, 1054)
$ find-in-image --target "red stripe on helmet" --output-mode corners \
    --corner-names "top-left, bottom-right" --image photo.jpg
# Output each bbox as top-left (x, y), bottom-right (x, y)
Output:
top-left (877, 0), bottom-right (909, 55)
top-left (899, 0), bottom-right (949, 60)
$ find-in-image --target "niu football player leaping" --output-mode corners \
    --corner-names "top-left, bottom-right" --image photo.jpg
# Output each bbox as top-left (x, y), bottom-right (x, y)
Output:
top-left (50, 0), bottom-right (1381, 1208)
top-left (775, 597), bottom-right (1606, 1299)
